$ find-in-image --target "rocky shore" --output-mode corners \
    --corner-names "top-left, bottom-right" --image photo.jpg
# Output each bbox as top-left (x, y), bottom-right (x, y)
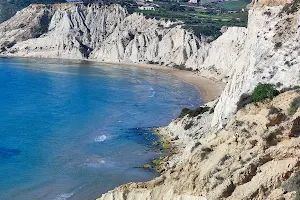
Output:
top-left (99, 89), bottom-right (300, 200)
top-left (98, 0), bottom-right (300, 199)
top-left (1, 0), bottom-right (300, 199)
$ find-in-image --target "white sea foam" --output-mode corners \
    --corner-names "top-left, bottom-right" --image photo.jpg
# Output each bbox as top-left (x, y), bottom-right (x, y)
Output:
top-left (94, 135), bottom-right (107, 142)
top-left (53, 192), bottom-right (74, 200)
top-left (148, 91), bottom-right (156, 98)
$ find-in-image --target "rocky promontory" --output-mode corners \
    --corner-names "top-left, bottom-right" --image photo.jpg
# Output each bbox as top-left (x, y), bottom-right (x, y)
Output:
top-left (1, 1), bottom-right (300, 199)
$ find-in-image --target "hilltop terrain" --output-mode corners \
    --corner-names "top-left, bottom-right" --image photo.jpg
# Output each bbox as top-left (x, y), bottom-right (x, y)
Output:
top-left (0, 0), bottom-right (64, 22)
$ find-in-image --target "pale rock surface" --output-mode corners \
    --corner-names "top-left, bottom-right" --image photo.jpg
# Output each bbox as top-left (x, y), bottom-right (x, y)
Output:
top-left (185, 27), bottom-right (247, 81)
top-left (0, 3), bottom-right (201, 66)
top-left (0, 4), bottom-right (46, 52)
top-left (4, 3), bottom-right (127, 59)
top-left (98, 90), bottom-right (300, 200)
top-left (90, 13), bottom-right (200, 66)
top-left (1, 1), bottom-right (300, 200)
top-left (209, 4), bottom-right (300, 127)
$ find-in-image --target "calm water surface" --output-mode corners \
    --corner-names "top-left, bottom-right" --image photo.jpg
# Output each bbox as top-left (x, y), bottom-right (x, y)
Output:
top-left (0, 58), bottom-right (201, 200)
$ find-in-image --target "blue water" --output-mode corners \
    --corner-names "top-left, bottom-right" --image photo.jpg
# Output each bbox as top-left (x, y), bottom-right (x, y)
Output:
top-left (0, 58), bottom-right (201, 200)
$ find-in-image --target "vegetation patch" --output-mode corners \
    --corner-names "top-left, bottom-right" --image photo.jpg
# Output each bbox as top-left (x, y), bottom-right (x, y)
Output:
top-left (178, 106), bottom-right (210, 118)
top-left (281, 0), bottom-right (300, 14)
top-left (135, 3), bottom-right (248, 39)
top-left (152, 156), bottom-right (165, 171)
top-left (32, 10), bottom-right (51, 38)
top-left (217, 0), bottom-right (250, 11)
top-left (251, 83), bottom-right (279, 103)
top-left (238, 84), bottom-right (300, 111)
top-left (289, 97), bottom-right (300, 115)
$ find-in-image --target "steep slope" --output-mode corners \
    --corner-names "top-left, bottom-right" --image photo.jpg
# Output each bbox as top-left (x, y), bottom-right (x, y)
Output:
top-left (183, 1), bottom-right (300, 128)
top-left (89, 14), bottom-right (199, 65)
top-left (211, 3), bottom-right (300, 127)
top-left (0, 0), bottom-right (64, 22)
top-left (0, 3), bottom-right (201, 66)
top-left (98, 90), bottom-right (300, 200)
top-left (2, 3), bottom-right (127, 59)
top-left (97, 1), bottom-right (300, 199)
top-left (185, 27), bottom-right (247, 81)
top-left (3, 2), bottom-right (300, 129)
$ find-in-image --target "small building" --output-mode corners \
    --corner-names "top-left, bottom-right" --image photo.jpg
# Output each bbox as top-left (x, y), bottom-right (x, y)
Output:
top-left (189, 0), bottom-right (198, 3)
top-left (138, 6), bottom-right (156, 11)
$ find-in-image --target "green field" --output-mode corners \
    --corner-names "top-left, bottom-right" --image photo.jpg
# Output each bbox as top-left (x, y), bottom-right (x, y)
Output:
top-left (218, 0), bottom-right (251, 11)
top-left (135, 5), bottom-right (248, 38)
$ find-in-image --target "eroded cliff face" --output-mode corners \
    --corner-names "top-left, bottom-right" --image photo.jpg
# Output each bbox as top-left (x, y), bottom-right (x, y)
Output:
top-left (3, 2), bottom-right (300, 199)
top-left (210, 4), bottom-right (300, 127)
top-left (183, 2), bottom-right (300, 128)
top-left (98, 2), bottom-right (300, 200)
top-left (89, 13), bottom-right (200, 65)
top-left (98, 90), bottom-right (300, 200)
top-left (3, 3), bottom-right (300, 130)
top-left (0, 3), bottom-right (201, 66)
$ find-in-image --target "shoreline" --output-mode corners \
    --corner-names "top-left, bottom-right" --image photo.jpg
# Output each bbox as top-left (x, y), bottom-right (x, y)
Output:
top-left (91, 60), bottom-right (224, 103)
top-left (0, 56), bottom-right (225, 199)
top-left (1, 56), bottom-right (224, 103)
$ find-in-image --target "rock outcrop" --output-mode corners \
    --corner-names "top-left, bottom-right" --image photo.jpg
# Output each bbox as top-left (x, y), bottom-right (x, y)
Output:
top-left (97, 1), bottom-right (300, 199)
top-left (3, 2), bottom-right (300, 199)
top-left (210, 3), bottom-right (300, 127)
top-left (98, 89), bottom-right (300, 200)
top-left (3, 2), bottom-right (300, 129)
top-left (0, 0), bottom-right (64, 23)
top-left (0, 3), bottom-right (201, 66)
top-left (184, 2), bottom-right (300, 128)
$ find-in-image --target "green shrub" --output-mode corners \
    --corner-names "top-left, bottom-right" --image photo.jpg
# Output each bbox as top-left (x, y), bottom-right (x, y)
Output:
top-left (152, 156), bottom-right (165, 171)
top-left (32, 10), bottom-right (51, 38)
top-left (281, 0), bottom-right (300, 14)
top-left (289, 97), bottom-right (300, 115)
top-left (251, 83), bottom-right (279, 103)
top-left (178, 106), bottom-right (210, 118)
top-left (152, 159), bottom-right (160, 166)
top-left (178, 108), bottom-right (191, 118)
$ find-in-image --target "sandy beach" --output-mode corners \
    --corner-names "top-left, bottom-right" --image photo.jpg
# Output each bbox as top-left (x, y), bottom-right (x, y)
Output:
top-left (92, 61), bottom-right (224, 103)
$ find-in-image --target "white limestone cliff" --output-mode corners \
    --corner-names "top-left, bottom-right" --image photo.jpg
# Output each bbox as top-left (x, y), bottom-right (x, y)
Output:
top-left (98, 90), bottom-right (300, 200)
top-left (0, 3), bottom-right (201, 66)
top-left (2, 2), bottom-right (300, 199)
top-left (210, 3), bottom-right (300, 127)
top-left (96, 1), bottom-right (300, 199)
top-left (2, 2), bottom-right (300, 130)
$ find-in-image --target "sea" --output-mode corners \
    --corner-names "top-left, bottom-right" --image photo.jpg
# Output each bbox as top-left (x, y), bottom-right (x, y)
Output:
top-left (0, 58), bottom-right (201, 200)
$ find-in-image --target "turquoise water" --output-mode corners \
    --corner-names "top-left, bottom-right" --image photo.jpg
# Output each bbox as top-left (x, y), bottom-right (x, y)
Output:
top-left (0, 58), bottom-right (201, 200)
